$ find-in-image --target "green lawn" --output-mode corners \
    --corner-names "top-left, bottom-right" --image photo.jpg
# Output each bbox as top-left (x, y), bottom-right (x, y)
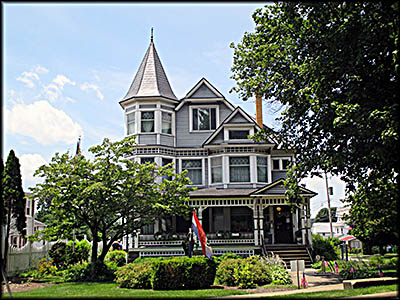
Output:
top-left (3, 282), bottom-right (251, 298)
top-left (259, 284), bottom-right (398, 299)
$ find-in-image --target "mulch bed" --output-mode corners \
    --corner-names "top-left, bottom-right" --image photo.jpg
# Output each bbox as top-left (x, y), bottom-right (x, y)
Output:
top-left (2, 277), bottom-right (56, 294)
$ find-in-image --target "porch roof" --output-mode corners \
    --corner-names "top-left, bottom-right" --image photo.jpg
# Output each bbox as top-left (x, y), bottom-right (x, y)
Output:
top-left (189, 188), bottom-right (257, 198)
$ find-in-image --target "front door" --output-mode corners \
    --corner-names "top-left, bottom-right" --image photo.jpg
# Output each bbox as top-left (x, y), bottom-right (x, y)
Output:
top-left (274, 206), bottom-right (293, 244)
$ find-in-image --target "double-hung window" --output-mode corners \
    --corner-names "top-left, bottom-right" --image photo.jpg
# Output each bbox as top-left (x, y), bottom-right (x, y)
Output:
top-left (182, 159), bottom-right (202, 185)
top-left (141, 111), bottom-right (154, 133)
top-left (126, 112), bottom-right (136, 135)
top-left (257, 157), bottom-right (268, 183)
top-left (162, 112), bottom-right (172, 134)
top-left (162, 158), bottom-right (173, 180)
top-left (141, 157), bottom-right (155, 164)
top-left (230, 157), bottom-right (250, 182)
top-left (272, 158), bottom-right (291, 170)
top-left (192, 107), bottom-right (216, 131)
top-left (210, 157), bottom-right (222, 184)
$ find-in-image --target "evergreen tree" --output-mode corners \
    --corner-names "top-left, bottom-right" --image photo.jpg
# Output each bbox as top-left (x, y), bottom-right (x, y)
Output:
top-left (2, 150), bottom-right (27, 270)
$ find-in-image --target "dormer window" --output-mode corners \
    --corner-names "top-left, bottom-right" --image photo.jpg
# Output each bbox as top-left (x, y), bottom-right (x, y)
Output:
top-left (141, 111), bottom-right (154, 133)
top-left (127, 112), bottom-right (136, 135)
top-left (272, 158), bottom-right (292, 170)
top-left (191, 106), bottom-right (217, 131)
top-left (229, 130), bottom-right (249, 140)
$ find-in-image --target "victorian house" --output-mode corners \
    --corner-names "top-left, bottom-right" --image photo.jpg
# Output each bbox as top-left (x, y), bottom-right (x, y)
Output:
top-left (119, 35), bottom-right (317, 265)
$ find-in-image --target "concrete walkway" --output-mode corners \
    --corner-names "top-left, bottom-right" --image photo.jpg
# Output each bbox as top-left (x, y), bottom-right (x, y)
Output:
top-left (214, 268), bottom-right (398, 299)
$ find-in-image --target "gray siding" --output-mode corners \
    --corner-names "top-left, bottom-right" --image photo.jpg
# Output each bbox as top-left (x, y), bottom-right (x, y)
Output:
top-left (138, 134), bottom-right (157, 145)
top-left (209, 131), bottom-right (224, 145)
top-left (204, 158), bottom-right (209, 186)
top-left (176, 102), bottom-right (233, 147)
top-left (190, 83), bottom-right (219, 98)
top-left (272, 171), bottom-right (287, 181)
top-left (227, 113), bottom-right (250, 124)
top-left (160, 134), bottom-right (174, 147)
top-left (264, 184), bottom-right (286, 195)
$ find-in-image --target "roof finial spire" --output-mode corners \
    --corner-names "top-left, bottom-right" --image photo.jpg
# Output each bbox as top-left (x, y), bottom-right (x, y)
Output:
top-left (151, 27), bottom-right (153, 42)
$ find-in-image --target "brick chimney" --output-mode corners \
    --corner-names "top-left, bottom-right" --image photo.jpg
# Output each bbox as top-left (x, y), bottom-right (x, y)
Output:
top-left (255, 94), bottom-right (263, 128)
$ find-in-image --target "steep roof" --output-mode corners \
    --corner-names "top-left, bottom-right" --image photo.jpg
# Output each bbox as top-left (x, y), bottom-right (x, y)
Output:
top-left (120, 38), bottom-right (177, 103)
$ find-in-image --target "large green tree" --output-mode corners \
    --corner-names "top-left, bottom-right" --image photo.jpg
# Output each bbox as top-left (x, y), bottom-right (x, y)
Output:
top-left (230, 2), bottom-right (399, 248)
top-left (29, 136), bottom-right (193, 264)
top-left (314, 207), bottom-right (337, 223)
top-left (2, 150), bottom-right (27, 271)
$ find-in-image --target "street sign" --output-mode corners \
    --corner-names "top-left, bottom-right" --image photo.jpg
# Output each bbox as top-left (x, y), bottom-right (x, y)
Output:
top-left (290, 260), bottom-right (305, 272)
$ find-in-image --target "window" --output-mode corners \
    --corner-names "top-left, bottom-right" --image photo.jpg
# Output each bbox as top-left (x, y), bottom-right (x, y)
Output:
top-left (257, 157), bottom-right (268, 182)
top-left (272, 158), bottom-right (292, 170)
top-left (127, 112), bottom-right (135, 135)
top-left (141, 157), bottom-right (154, 164)
top-left (162, 112), bottom-right (172, 134)
top-left (162, 158), bottom-right (173, 180)
top-left (210, 157), bottom-right (222, 183)
top-left (141, 111), bottom-right (154, 133)
top-left (230, 157), bottom-right (250, 182)
top-left (26, 199), bottom-right (30, 216)
top-left (229, 130), bottom-right (249, 140)
top-left (192, 107), bottom-right (216, 131)
top-left (182, 159), bottom-right (202, 185)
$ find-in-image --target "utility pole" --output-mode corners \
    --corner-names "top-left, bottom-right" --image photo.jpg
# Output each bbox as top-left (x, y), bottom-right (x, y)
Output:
top-left (324, 171), bottom-right (333, 238)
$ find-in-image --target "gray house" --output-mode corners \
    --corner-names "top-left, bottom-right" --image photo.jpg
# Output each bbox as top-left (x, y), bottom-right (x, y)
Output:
top-left (119, 35), bottom-right (317, 262)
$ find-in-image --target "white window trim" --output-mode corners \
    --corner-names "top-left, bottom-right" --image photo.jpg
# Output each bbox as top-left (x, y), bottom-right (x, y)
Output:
top-left (179, 157), bottom-right (205, 186)
top-left (160, 110), bottom-right (174, 136)
top-left (228, 154), bottom-right (252, 184)
top-left (271, 157), bottom-right (292, 171)
top-left (126, 111), bottom-right (136, 136)
top-left (189, 105), bottom-right (220, 133)
top-left (224, 126), bottom-right (254, 141)
top-left (208, 155), bottom-right (223, 185)
top-left (256, 155), bottom-right (270, 184)
top-left (139, 109), bottom-right (156, 134)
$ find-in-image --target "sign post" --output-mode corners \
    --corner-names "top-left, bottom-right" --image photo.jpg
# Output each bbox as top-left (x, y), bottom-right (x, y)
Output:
top-left (290, 260), bottom-right (305, 289)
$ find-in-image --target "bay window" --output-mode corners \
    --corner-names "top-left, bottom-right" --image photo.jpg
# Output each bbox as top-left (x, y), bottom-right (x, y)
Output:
top-left (229, 156), bottom-right (250, 182)
top-left (141, 111), bottom-right (154, 133)
top-left (182, 159), bottom-right (202, 185)
top-left (257, 156), bottom-right (268, 182)
top-left (162, 112), bottom-right (172, 134)
top-left (210, 157), bottom-right (222, 183)
top-left (126, 112), bottom-right (136, 135)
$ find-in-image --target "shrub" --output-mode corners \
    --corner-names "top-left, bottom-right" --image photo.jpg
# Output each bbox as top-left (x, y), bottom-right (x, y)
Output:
top-left (213, 252), bottom-right (243, 265)
top-left (215, 256), bottom-right (274, 288)
top-left (115, 261), bottom-right (153, 289)
top-left (268, 264), bottom-right (292, 285)
top-left (37, 258), bottom-right (58, 276)
top-left (64, 261), bottom-right (116, 282)
top-left (151, 256), bottom-right (217, 290)
top-left (105, 250), bottom-right (127, 267)
top-left (311, 234), bottom-right (339, 261)
top-left (49, 240), bottom-right (91, 269)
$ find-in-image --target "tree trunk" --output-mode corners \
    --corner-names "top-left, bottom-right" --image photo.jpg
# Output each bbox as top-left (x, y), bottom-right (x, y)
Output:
top-left (91, 229), bottom-right (98, 264)
top-left (98, 234), bottom-right (110, 262)
top-left (2, 208), bottom-right (12, 272)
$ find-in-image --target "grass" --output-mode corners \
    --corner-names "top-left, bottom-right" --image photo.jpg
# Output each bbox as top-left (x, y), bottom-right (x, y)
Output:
top-left (3, 282), bottom-right (251, 298)
top-left (258, 284), bottom-right (398, 299)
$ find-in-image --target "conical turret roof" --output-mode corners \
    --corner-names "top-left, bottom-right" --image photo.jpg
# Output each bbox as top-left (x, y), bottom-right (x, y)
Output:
top-left (121, 37), bottom-right (177, 102)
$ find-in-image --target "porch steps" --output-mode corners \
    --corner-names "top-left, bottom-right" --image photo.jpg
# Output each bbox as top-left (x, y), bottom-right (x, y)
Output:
top-left (265, 245), bottom-right (313, 268)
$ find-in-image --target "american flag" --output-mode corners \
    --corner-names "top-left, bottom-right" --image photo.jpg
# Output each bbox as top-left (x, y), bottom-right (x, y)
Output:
top-left (379, 266), bottom-right (384, 277)
top-left (350, 265), bottom-right (355, 273)
top-left (335, 262), bottom-right (339, 274)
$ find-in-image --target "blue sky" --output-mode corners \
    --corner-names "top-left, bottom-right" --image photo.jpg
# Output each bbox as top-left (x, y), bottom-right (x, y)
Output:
top-left (2, 3), bottom-right (346, 217)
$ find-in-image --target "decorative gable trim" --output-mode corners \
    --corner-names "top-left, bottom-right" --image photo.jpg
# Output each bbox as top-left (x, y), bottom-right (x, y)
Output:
top-left (251, 178), bottom-right (317, 197)
top-left (185, 78), bottom-right (224, 99)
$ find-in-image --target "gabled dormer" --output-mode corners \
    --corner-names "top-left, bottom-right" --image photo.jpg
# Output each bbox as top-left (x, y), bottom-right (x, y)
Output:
top-left (203, 106), bottom-right (275, 147)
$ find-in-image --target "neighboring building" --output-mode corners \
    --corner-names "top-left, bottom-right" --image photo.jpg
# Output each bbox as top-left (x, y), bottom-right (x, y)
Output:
top-left (8, 193), bottom-right (47, 248)
top-left (120, 34), bottom-right (317, 258)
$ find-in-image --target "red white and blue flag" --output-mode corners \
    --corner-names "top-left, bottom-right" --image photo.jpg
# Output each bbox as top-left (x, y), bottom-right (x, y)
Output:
top-left (192, 209), bottom-right (213, 258)
top-left (300, 271), bottom-right (308, 288)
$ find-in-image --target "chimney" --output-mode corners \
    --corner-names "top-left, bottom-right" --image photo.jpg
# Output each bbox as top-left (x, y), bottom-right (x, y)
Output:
top-left (255, 94), bottom-right (263, 128)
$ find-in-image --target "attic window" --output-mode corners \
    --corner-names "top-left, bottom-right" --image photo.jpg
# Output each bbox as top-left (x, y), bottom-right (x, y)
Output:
top-left (229, 130), bottom-right (249, 140)
top-left (192, 107), bottom-right (217, 131)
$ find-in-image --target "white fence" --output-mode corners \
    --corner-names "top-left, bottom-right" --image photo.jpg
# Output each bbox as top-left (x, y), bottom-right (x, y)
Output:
top-left (6, 242), bottom-right (56, 276)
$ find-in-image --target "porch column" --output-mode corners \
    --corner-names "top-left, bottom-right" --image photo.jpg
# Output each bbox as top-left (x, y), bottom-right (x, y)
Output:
top-left (253, 201), bottom-right (259, 246)
top-left (269, 206), bottom-right (275, 244)
top-left (306, 199), bottom-right (312, 245)
top-left (198, 207), bottom-right (204, 226)
top-left (301, 204), bottom-right (306, 244)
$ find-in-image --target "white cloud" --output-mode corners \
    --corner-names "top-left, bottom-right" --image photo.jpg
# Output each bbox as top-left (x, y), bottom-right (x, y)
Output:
top-left (19, 154), bottom-right (47, 189)
top-left (42, 83), bottom-right (61, 102)
top-left (52, 74), bottom-right (76, 89)
top-left (16, 76), bottom-right (35, 88)
top-left (80, 82), bottom-right (104, 100)
top-left (65, 97), bottom-right (76, 103)
top-left (5, 100), bottom-right (82, 145)
top-left (22, 71), bottom-right (40, 81)
top-left (34, 65), bottom-right (49, 74)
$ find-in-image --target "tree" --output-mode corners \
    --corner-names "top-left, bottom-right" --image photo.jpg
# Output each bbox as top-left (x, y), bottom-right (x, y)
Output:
top-left (2, 150), bottom-right (27, 271)
top-left (314, 207), bottom-right (337, 223)
top-left (29, 136), bottom-right (194, 267)
top-left (230, 2), bottom-right (399, 247)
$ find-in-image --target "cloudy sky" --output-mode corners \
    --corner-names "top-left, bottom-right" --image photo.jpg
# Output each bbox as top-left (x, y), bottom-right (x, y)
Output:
top-left (2, 3), bottom-right (346, 217)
